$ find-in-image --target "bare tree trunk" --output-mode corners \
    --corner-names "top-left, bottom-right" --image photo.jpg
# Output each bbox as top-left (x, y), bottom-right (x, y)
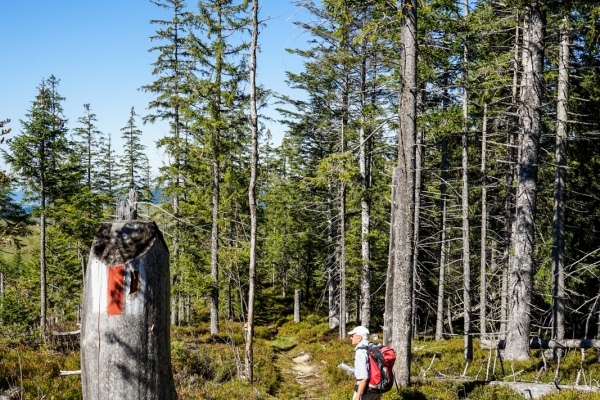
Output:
top-left (327, 186), bottom-right (339, 329)
top-left (359, 46), bottom-right (371, 328)
top-left (505, 3), bottom-right (544, 361)
top-left (412, 89), bottom-right (424, 339)
top-left (501, 15), bottom-right (520, 340)
top-left (461, 0), bottom-right (472, 360)
top-left (245, 0), bottom-right (259, 383)
top-left (294, 289), bottom-right (300, 323)
top-left (391, 0), bottom-right (417, 386)
top-left (384, 169), bottom-right (398, 347)
top-left (552, 14), bottom-right (569, 357)
top-left (40, 183), bottom-right (46, 333)
top-left (480, 103), bottom-right (488, 339)
top-left (0, 265), bottom-right (4, 325)
top-left (338, 29), bottom-right (349, 339)
top-left (339, 179), bottom-right (346, 339)
top-left (210, 6), bottom-right (224, 336)
top-left (435, 136), bottom-right (448, 341)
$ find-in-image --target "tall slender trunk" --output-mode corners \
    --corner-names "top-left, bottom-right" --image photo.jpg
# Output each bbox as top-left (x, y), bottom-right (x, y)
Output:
top-left (339, 179), bottom-right (346, 339)
top-left (383, 169), bottom-right (398, 347)
top-left (501, 15), bottom-right (520, 340)
top-left (412, 89), bottom-right (423, 339)
top-left (435, 136), bottom-right (448, 341)
top-left (359, 46), bottom-right (372, 328)
top-left (327, 184), bottom-right (339, 329)
top-left (245, 0), bottom-right (259, 382)
top-left (505, 3), bottom-right (544, 361)
top-left (338, 27), bottom-right (349, 340)
top-left (170, 6), bottom-right (182, 326)
top-left (480, 104), bottom-right (488, 339)
top-left (391, 0), bottom-right (417, 386)
top-left (461, 0), bottom-right (472, 361)
top-left (40, 180), bottom-right (46, 333)
top-left (210, 6), bottom-right (224, 336)
top-left (552, 14), bottom-right (569, 353)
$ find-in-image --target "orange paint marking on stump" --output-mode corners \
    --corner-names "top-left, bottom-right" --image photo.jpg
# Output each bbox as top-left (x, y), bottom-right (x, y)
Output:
top-left (108, 265), bottom-right (125, 316)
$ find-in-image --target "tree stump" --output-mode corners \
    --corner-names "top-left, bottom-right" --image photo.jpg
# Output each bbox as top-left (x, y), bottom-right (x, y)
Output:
top-left (81, 221), bottom-right (177, 400)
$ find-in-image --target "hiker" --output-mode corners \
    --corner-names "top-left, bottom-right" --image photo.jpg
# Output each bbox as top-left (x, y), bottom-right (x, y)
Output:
top-left (348, 326), bottom-right (381, 400)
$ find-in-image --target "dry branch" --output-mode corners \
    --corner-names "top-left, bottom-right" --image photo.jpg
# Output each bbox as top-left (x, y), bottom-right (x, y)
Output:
top-left (480, 338), bottom-right (600, 350)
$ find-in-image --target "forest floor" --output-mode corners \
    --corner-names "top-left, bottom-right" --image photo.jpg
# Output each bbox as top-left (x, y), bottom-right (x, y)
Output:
top-left (5, 320), bottom-right (600, 399)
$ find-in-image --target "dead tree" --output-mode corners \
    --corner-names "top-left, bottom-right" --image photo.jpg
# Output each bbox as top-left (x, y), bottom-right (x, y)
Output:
top-left (81, 215), bottom-right (177, 399)
top-left (505, 3), bottom-right (545, 361)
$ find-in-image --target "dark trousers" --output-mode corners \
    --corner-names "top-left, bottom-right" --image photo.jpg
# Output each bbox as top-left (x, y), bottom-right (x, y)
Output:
top-left (353, 391), bottom-right (382, 400)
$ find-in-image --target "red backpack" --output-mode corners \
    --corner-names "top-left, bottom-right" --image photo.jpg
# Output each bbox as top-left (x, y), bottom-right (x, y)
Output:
top-left (357, 344), bottom-right (396, 392)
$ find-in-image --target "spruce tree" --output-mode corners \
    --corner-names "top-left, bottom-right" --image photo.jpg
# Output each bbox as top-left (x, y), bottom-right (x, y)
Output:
top-left (118, 106), bottom-right (147, 193)
top-left (187, 0), bottom-right (249, 334)
top-left (97, 131), bottom-right (118, 206)
top-left (143, 0), bottom-right (194, 326)
top-left (2, 75), bottom-right (71, 333)
top-left (73, 103), bottom-right (101, 190)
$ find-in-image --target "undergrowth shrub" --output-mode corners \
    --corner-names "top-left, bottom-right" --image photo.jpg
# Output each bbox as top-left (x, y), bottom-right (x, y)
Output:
top-left (468, 384), bottom-right (525, 399)
top-left (0, 344), bottom-right (81, 399)
top-left (540, 389), bottom-right (600, 400)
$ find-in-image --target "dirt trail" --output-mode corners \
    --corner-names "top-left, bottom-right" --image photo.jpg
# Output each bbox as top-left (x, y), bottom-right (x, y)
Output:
top-left (289, 351), bottom-right (326, 399)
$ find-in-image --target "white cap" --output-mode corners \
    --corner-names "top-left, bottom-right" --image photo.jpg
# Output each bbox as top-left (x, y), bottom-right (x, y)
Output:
top-left (348, 326), bottom-right (369, 339)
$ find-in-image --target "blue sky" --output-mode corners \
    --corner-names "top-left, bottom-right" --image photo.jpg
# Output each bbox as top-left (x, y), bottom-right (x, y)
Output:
top-left (1, 1), bottom-right (311, 175)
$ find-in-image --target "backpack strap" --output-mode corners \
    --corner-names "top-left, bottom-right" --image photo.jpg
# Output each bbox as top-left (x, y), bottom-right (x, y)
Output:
top-left (355, 342), bottom-right (373, 352)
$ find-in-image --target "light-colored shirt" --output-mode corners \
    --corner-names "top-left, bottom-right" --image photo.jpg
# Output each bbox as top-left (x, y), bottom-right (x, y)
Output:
top-left (354, 338), bottom-right (370, 380)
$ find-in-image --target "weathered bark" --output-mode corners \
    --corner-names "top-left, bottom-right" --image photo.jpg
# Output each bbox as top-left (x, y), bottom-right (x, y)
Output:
top-left (391, 0), bottom-right (417, 386)
top-left (210, 6), bottom-right (224, 336)
top-left (359, 47), bottom-right (372, 329)
top-left (597, 299), bottom-right (600, 362)
top-left (461, 0), bottom-right (472, 362)
top-left (0, 267), bottom-right (4, 325)
top-left (245, 0), bottom-right (259, 382)
top-left (327, 185), bottom-right (339, 329)
top-left (294, 289), bottom-right (300, 323)
top-left (480, 104), bottom-right (488, 339)
top-left (338, 30), bottom-right (349, 340)
top-left (552, 14), bottom-right (569, 354)
top-left (339, 179), bottom-right (346, 339)
top-left (412, 89), bottom-right (424, 339)
top-left (505, 3), bottom-right (544, 361)
top-left (81, 221), bottom-right (176, 400)
top-left (501, 11), bottom-right (520, 341)
top-left (435, 136), bottom-right (448, 342)
top-left (383, 168), bottom-right (398, 347)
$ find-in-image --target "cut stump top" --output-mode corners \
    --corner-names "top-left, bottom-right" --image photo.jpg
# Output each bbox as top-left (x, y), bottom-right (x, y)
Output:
top-left (91, 221), bottom-right (165, 267)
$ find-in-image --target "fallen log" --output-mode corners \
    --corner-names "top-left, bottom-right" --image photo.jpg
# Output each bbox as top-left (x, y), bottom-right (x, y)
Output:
top-left (490, 381), bottom-right (600, 399)
top-left (60, 370), bottom-right (82, 376)
top-left (52, 330), bottom-right (80, 337)
top-left (337, 363), bottom-right (355, 377)
top-left (480, 338), bottom-right (600, 350)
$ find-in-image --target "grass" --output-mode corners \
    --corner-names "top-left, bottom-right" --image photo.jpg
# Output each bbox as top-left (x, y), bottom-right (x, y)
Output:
top-left (1, 224), bottom-right (40, 264)
top-left (2, 320), bottom-right (600, 399)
